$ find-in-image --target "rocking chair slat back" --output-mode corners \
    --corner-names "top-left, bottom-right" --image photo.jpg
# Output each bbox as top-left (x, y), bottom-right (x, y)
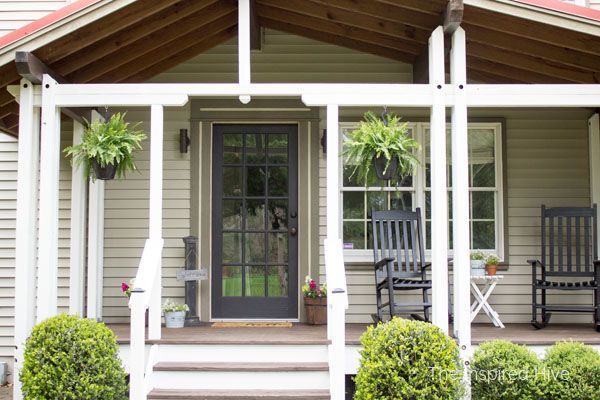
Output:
top-left (371, 209), bottom-right (425, 279)
top-left (541, 204), bottom-right (598, 276)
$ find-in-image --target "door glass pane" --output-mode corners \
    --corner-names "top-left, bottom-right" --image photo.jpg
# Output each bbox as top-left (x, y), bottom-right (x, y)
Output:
top-left (222, 266), bottom-right (242, 296)
top-left (268, 233), bottom-right (288, 264)
top-left (268, 200), bottom-right (288, 230)
top-left (245, 233), bottom-right (265, 263)
top-left (245, 266), bottom-right (265, 296)
top-left (246, 200), bottom-right (265, 230)
top-left (268, 134), bottom-right (288, 164)
top-left (268, 167), bottom-right (288, 196)
top-left (222, 233), bottom-right (242, 263)
top-left (268, 266), bottom-right (288, 297)
top-left (247, 166), bottom-right (266, 196)
top-left (246, 134), bottom-right (266, 164)
top-left (223, 134), bottom-right (243, 164)
top-left (223, 200), bottom-right (242, 230)
top-left (223, 167), bottom-right (242, 197)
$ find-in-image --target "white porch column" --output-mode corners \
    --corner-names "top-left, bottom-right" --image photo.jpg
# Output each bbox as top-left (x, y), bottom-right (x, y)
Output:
top-left (14, 79), bottom-right (40, 400)
top-left (238, 0), bottom-right (251, 104)
top-left (450, 27), bottom-right (472, 364)
top-left (429, 26), bottom-right (449, 332)
top-left (69, 120), bottom-right (86, 316)
top-left (87, 110), bottom-right (105, 320)
top-left (148, 104), bottom-right (164, 340)
top-left (36, 74), bottom-right (61, 322)
top-left (589, 114), bottom-right (600, 251)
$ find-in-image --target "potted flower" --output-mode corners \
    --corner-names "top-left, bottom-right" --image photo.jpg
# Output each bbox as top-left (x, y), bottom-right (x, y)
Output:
top-left (343, 111), bottom-right (420, 183)
top-left (471, 251), bottom-right (486, 277)
top-left (302, 275), bottom-right (327, 325)
top-left (64, 112), bottom-right (147, 181)
top-left (121, 279), bottom-right (148, 326)
top-left (162, 299), bottom-right (189, 329)
top-left (486, 254), bottom-right (500, 276)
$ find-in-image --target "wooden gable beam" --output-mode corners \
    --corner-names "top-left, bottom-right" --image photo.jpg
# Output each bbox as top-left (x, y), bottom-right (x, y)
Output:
top-left (443, 0), bottom-right (464, 35)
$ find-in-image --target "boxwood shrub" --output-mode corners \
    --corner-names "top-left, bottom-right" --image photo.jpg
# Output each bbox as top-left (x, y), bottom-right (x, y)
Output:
top-left (541, 341), bottom-right (600, 400)
top-left (471, 340), bottom-right (542, 400)
top-left (354, 317), bottom-right (463, 400)
top-left (20, 314), bottom-right (128, 400)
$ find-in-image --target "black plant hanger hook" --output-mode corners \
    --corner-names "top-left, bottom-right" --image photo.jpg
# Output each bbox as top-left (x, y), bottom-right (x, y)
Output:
top-left (381, 106), bottom-right (389, 126)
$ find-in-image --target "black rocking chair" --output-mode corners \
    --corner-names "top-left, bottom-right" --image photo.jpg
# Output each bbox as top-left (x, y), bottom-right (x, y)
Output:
top-left (528, 205), bottom-right (600, 331)
top-left (371, 208), bottom-right (431, 322)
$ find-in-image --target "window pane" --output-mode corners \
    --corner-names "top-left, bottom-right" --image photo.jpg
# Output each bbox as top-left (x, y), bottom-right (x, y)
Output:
top-left (223, 200), bottom-right (242, 230)
top-left (245, 266), bottom-right (265, 297)
top-left (390, 191), bottom-right (412, 211)
top-left (469, 128), bottom-right (495, 187)
top-left (472, 191), bottom-right (495, 220)
top-left (473, 221), bottom-right (495, 249)
top-left (246, 134), bottom-right (266, 164)
top-left (268, 134), bottom-right (288, 164)
top-left (223, 134), bottom-right (243, 164)
top-left (268, 200), bottom-right (288, 230)
top-left (268, 266), bottom-right (288, 297)
top-left (246, 200), bottom-right (265, 230)
top-left (367, 191), bottom-right (386, 213)
top-left (343, 192), bottom-right (364, 219)
top-left (472, 163), bottom-right (495, 187)
top-left (222, 266), bottom-right (242, 296)
top-left (247, 167), bottom-right (265, 196)
top-left (223, 167), bottom-right (242, 197)
top-left (245, 233), bottom-right (265, 263)
top-left (343, 221), bottom-right (364, 250)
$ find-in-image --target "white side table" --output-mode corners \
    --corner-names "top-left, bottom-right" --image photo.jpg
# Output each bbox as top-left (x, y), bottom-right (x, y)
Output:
top-left (470, 275), bottom-right (505, 328)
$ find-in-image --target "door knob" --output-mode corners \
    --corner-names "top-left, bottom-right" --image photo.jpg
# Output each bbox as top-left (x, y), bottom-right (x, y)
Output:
top-left (289, 227), bottom-right (297, 236)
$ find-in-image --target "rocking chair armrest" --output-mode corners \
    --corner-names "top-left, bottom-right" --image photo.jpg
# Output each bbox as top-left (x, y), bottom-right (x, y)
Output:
top-left (527, 259), bottom-right (545, 269)
top-left (420, 262), bottom-right (432, 270)
top-left (374, 257), bottom-right (395, 271)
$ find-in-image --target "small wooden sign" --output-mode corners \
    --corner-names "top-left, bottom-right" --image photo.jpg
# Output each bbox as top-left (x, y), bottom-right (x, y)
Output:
top-left (176, 269), bottom-right (208, 282)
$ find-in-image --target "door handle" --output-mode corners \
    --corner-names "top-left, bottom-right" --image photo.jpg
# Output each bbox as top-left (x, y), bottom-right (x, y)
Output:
top-left (289, 227), bottom-right (297, 236)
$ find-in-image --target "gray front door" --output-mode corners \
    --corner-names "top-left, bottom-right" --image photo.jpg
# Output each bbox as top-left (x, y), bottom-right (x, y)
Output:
top-left (211, 124), bottom-right (298, 319)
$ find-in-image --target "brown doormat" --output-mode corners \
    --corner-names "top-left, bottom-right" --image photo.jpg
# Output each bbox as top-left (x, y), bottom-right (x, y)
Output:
top-left (211, 322), bottom-right (293, 328)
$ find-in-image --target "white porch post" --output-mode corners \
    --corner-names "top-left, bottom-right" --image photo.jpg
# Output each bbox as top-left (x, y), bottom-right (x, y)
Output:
top-left (450, 27), bottom-right (472, 365)
top-left (589, 114), bottom-right (600, 251)
top-left (429, 26), bottom-right (449, 332)
top-left (36, 74), bottom-right (61, 322)
top-left (238, 0), bottom-right (251, 104)
top-left (14, 79), bottom-right (40, 400)
top-left (69, 120), bottom-right (86, 316)
top-left (87, 110), bottom-right (105, 320)
top-left (148, 104), bottom-right (164, 340)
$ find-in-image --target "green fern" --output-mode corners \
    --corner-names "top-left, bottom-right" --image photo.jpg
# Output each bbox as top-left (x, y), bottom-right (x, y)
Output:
top-left (343, 111), bottom-right (420, 186)
top-left (64, 112), bottom-right (147, 181)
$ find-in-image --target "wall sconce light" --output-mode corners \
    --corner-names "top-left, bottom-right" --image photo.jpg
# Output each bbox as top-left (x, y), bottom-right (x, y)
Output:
top-left (321, 129), bottom-right (327, 154)
top-left (180, 129), bottom-right (190, 153)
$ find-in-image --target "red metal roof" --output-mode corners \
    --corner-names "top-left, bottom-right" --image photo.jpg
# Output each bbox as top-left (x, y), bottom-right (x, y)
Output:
top-left (514, 0), bottom-right (600, 21)
top-left (0, 0), bottom-right (103, 49)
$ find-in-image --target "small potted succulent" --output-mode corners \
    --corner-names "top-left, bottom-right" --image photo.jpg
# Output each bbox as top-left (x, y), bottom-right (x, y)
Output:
top-left (485, 254), bottom-right (500, 276)
top-left (64, 112), bottom-right (147, 181)
top-left (471, 251), bottom-right (486, 277)
top-left (343, 111), bottom-right (420, 183)
top-left (302, 275), bottom-right (327, 325)
top-left (162, 299), bottom-right (189, 329)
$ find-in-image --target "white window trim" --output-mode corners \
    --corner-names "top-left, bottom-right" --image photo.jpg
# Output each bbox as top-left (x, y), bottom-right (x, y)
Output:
top-left (340, 121), bottom-right (504, 264)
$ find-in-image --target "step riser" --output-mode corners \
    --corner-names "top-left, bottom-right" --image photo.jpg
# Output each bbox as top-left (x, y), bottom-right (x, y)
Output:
top-left (152, 370), bottom-right (330, 390)
top-left (155, 344), bottom-right (329, 363)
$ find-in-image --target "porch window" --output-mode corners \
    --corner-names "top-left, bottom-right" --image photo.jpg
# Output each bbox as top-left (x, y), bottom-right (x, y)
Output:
top-left (340, 122), bottom-right (504, 262)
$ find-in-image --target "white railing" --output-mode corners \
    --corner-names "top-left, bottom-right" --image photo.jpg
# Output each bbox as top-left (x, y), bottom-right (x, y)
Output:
top-left (324, 238), bottom-right (348, 400)
top-left (128, 238), bottom-right (164, 400)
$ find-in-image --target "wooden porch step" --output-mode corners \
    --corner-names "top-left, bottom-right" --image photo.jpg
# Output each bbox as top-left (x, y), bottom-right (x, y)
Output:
top-left (147, 389), bottom-right (330, 399)
top-left (154, 362), bottom-right (329, 372)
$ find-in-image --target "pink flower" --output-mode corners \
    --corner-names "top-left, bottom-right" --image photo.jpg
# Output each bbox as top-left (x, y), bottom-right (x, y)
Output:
top-left (309, 280), bottom-right (317, 290)
top-left (121, 282), bottom-right (129, 293)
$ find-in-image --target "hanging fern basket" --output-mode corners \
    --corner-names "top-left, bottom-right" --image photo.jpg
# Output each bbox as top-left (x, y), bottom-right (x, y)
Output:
top-left (91, 159), bottom-right (117, 180)
top-left (373, 155), bottom-right (398, 180)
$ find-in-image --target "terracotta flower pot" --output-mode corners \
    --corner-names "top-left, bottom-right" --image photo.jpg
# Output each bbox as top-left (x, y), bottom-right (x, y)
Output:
top-left (486, 264), bottom-right (497, 276)
top-left (92, 158), bottom-right (117, 180)
top-left (373, 155), bottom-right (398, 180)
top-left (305, 297), bottom-right (327, 325)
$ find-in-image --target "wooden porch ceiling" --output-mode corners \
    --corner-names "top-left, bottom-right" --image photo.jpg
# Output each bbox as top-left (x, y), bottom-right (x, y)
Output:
top-left (0, 0), bottom-right (599, 136)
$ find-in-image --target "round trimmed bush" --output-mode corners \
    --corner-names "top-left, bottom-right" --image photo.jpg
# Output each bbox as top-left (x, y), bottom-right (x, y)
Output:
top-left (20, 314), bottom-right (128, 400)
top-left (542, 341), bottom-right (600, 400)
top-left (354, 317), bottom-right (463, 400)
top-left (471, 340), bottom-right (542, 400)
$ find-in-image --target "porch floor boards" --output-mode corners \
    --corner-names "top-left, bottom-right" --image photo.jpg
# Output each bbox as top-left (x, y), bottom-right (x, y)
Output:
top-left (108, 323), bottom-right (600, 346)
